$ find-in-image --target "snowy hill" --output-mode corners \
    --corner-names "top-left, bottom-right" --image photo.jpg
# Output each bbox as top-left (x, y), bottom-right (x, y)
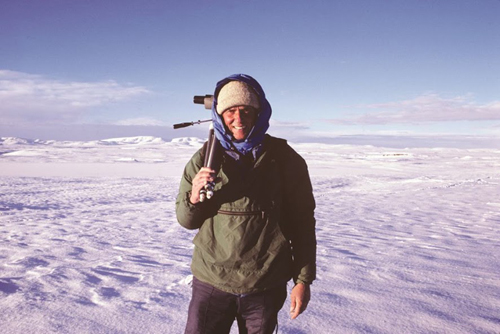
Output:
top-left (0, 137), bottom-right (45, 145)
top-left (0, 137), bottom-right (204, 175)
top-left (96, 136), bottom-right (168, 145)
top-left (1, 136), bottom-right (174, 146)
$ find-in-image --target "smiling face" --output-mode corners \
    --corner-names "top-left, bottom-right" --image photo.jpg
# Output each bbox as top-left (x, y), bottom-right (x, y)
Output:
top-left (221, 105), bottom-right (258, 141)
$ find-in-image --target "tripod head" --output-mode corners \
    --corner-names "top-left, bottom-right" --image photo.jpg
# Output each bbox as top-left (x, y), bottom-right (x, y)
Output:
top-left (173, 95), bottom-right (214, 129)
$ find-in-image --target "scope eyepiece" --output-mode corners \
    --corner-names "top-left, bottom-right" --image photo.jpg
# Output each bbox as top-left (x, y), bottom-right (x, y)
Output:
top-left (193, 94), bottom-right (214, 110)
top-left (193, 96), bottom-right (206, 104)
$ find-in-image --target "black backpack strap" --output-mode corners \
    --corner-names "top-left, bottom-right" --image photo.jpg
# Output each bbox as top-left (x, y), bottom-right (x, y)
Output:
top-left (265, 135), bottom-right (289, 164)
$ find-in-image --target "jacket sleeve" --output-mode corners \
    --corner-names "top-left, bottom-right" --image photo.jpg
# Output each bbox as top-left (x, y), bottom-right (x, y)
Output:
top-left (282, 145), bottom-right (317, 285)
top-left (175, 148), bottom-right (210, 230)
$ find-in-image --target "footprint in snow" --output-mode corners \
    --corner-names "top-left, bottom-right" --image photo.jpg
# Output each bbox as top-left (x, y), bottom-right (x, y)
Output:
top-left (91, 266), bottom-right (142, 284)
top-left (0, 279), bottom-right (20, 294)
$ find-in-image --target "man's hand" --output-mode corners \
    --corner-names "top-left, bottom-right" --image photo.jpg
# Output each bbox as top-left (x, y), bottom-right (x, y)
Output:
top-left (290, 283), bottom-right (311, 319)
top-left (190, 167), bottom-right (217, 204)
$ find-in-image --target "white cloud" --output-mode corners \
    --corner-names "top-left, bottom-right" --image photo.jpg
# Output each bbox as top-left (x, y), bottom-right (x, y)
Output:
top-left (331, 93), bottom-right (500, 125)
top-left (0, 70), bottom-right (151, 125)
top-left (269, 119), bottom-right (311, 130)
top-left (114, 117), bottom-right (166, 126)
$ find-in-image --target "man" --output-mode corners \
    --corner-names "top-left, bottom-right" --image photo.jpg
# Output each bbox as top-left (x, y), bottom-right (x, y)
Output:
top-left (176, 74), bottom-right (316, 334)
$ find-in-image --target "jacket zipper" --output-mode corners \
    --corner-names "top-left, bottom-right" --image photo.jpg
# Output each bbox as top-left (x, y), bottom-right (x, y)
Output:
top-left (217, 209), bottom-right (266, 220)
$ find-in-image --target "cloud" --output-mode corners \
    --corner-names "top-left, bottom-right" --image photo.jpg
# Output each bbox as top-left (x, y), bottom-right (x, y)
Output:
top-left (330, 93), bottom-right (500, 125)
top-left (114, 117), bottom-right (167, 126)
top-left (270, 119), bottom-right (311, 130)
top-left (0, 70), bottom-right (151, 125)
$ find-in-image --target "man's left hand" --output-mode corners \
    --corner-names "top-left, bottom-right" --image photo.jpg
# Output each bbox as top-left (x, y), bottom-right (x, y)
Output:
top-left (290, 283), bottom-right (311, 319)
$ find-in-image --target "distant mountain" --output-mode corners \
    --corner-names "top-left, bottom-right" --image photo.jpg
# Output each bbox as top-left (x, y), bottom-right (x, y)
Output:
top-left (170, 137), bottom-right (205, 145)
top-left (0, 136), bottom-right (205, 147)
top-left (96, 136), bottom-right (168, 145)
top-left (0, 137), bottom-right (42, 145)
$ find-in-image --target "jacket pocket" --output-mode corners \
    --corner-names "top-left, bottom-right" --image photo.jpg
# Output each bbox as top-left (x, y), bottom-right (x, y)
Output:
top-left (193, 208), bottom-right (288, 272)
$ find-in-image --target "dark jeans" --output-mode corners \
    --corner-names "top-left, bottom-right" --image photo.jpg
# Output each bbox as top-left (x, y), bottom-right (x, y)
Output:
top-left (185, 277), bottom-right (287, 334)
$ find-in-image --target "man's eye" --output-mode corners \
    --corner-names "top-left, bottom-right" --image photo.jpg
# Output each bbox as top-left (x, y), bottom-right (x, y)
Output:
top-left (226, 107), bottom-right (254, 114)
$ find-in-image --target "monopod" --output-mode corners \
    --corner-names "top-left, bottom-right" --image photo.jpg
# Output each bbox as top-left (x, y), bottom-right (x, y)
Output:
top-left (173, 95), bottom-right (219, 202)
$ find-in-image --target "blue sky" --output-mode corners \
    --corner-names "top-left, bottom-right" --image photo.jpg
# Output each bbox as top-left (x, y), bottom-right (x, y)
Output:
top-left (1, 0), bottom-right (500, 145)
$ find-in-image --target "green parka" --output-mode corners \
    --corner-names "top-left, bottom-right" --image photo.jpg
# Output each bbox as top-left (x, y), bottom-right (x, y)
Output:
top-left (176, 135), bottom-right (316, 294)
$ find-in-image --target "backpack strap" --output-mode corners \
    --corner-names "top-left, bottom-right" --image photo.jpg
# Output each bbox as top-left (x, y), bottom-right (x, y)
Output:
top-left (265, 135), bottom-right (290, 166)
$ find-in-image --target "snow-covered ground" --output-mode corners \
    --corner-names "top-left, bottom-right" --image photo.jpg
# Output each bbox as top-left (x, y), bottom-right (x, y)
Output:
top-left (1, 136), bottom-right (499, 334)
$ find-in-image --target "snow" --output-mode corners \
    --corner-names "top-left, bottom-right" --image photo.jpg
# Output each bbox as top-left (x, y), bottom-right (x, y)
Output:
top-left (1, 136), bottom-right (499, 334)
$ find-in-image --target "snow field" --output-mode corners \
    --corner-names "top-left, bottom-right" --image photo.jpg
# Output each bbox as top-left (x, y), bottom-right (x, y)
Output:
top-left (1, 137), bottom-right (499, 333)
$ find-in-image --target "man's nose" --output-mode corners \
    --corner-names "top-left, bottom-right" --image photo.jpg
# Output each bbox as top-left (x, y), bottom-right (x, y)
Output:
top-left (233, 110), bottom-right (242, 121)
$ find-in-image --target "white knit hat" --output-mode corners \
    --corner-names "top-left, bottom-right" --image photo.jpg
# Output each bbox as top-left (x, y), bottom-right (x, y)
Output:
top-left (216, 81), bottom-right (260, 115)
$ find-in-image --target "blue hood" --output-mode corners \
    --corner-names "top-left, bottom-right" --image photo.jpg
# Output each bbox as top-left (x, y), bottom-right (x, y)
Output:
top-left (211, 74), bottom-right (272, 155)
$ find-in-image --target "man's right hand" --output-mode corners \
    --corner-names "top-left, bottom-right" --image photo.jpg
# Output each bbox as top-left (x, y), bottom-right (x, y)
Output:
top-left (190, 167), bottom-right (217, 204)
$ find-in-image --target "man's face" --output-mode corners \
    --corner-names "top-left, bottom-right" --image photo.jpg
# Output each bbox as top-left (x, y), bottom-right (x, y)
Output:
top-left (222, 105), bottom-right (258, 141)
